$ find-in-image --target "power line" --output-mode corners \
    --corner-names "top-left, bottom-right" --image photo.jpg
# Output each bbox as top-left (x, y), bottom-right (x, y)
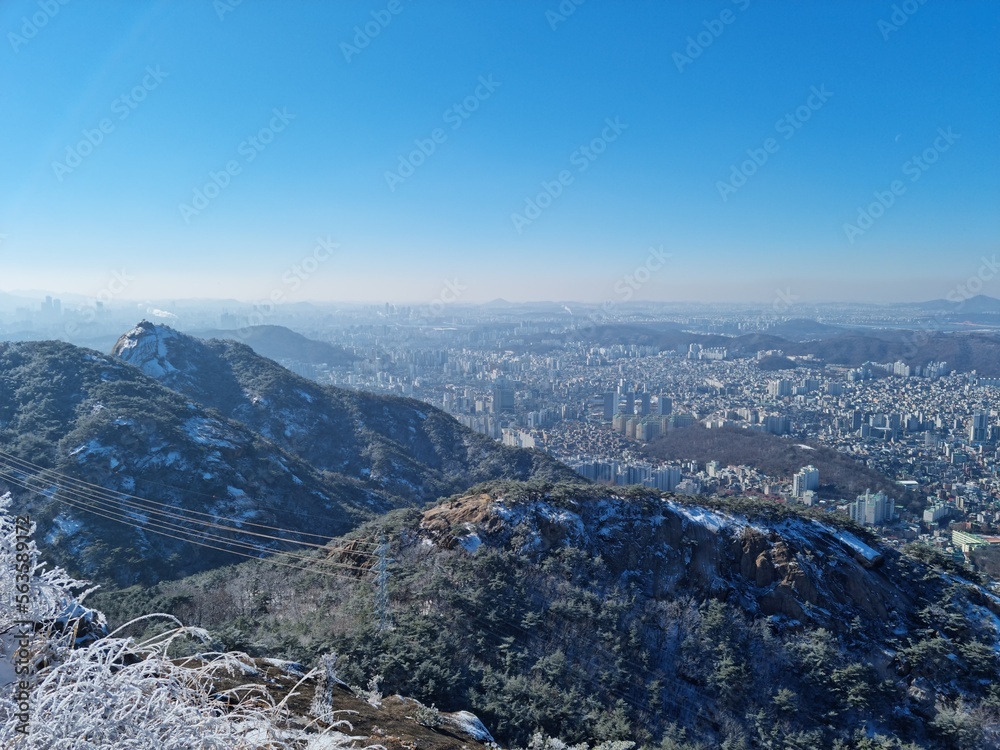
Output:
top-left (0, 447), bottom-right (382, 549)
top-left (0, 448), bottom-right (382, 549)
top-left (0, 451), bottom-right (381, 557)
top-left (0, 448), bottom-right (724, 735)
top-left (0, 467), bottom-right (376, 573)
top-left (0, 468), bottom-right (374, 581)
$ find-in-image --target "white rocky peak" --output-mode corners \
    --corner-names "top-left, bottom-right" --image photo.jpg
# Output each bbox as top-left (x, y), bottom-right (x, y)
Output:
top-left (112, 320), bottom-right (182, 378)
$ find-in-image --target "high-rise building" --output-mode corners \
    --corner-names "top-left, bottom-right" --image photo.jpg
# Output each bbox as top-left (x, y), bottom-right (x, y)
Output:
top-left (768, 379), bottom-right (792, 398)
top-left (848, 490), bottom-right (895, 526)
top-left (792, 465), bottom-right (819, 498)
top-left (492, 386), bottom-right (516, 413)
top-left (970, 413), bottom-right (989, 443)
top-left (603, 392), bottom-right (617, 420)
top-left (623, 392), bottom-right (635, 416)
top-left (651, 465), bottom-right (681, 491)
top-left (657, 396), bottom-right (672, 416)
top-left (668, 414), bottom-right (694, 430)
top-left (636, 419), bottom-right (661, 442)
top-left (923, 503), bottom-right (950, 523)
top-left (763, 415), bottom-right (791, 435)
top-left (638, 392), bottom-right (651, 416)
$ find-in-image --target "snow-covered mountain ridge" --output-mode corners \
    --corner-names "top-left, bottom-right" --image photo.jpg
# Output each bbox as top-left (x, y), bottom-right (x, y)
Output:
top-left (0, 327), bottom-right (573, 584)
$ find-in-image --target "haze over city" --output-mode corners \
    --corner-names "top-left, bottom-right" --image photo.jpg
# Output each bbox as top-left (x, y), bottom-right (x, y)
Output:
top-left (2, 0), bottom-right (998, 305)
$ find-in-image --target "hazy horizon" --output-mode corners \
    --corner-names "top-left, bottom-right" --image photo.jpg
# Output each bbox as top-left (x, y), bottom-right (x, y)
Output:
top-left (4, 282), bottom-right (1000, 308)
top-left (2, 1), bottom-right (998, 306)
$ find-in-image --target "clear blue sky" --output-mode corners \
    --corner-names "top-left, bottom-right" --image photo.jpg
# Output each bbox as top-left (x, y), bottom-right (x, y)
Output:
top-left (1, 0), bottom-right (997, 304)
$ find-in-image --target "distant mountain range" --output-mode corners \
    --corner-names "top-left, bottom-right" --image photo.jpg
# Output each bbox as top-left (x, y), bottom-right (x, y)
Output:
top-left (763, 318), bottom-right (852, 340)
top-left (189, 325), bottom-right (357, 366)
top-left (552, 322), bottom-right (1000, 375)
top-left (0, 323), bottom-right (575, 584)
top-left (784, 330), bottom-right (1000, 374)
top-left (915, 294), bottom-right (1000, 314)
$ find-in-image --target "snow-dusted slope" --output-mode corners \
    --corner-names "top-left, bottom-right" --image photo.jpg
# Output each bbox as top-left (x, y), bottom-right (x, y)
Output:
top-left (112, 321), bottom-right (576, 502)
top-left (420, 489), bottom-right (917, 634)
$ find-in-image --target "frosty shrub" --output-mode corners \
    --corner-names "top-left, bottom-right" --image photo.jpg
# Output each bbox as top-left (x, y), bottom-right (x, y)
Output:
top-left (309, 652), bottom-right (344, 725)
top-left (0, 494), bottom-right (365, 749)
top-left (0, 492), bottom-right (99, 631)
top-left (409, 700), bottom-right (442, 728)
top-left (521, 734), bottom-right (636, 750)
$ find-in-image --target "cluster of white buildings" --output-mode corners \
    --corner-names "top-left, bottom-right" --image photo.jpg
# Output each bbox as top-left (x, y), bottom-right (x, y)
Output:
top-left (847, 490), bottom-right (896, 527)
top-left (569, 458), bottom-right (682, 491)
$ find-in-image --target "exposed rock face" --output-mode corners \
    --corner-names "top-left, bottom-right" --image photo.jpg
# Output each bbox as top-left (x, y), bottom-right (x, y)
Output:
top-left (420, 494), bottom-right (502, 549)
top-left (417, 492), bottom-right (911, 636)
top-left (754, 550), bottom-right (776, 588)
top-left (112, 320), bottom-right (183, 379)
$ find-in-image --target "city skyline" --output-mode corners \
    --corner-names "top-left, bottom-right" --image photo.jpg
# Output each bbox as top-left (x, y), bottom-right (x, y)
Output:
top-left (5, 274), bottom-right (1000, 307)
top-left (2, 1), bottom-right (998, 304)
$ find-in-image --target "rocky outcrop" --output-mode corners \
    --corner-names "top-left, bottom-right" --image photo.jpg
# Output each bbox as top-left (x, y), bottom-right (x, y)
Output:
top-left (420, 493), bottom-right (502, 549)
top-left (418, 491), bottom-right (908, 635)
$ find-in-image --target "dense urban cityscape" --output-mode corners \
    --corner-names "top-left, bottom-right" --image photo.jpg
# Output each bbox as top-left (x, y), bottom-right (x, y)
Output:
top-left (5, 293), bottom-right (1000, 571)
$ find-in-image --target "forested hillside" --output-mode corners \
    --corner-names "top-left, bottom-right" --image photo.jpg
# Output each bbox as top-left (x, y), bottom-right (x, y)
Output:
top-left (94, 481), bottom-right (1000, 748)
top-left (645, 424), bottom-right (916, 507)
top-left (0, 330), bottom-right (574, 584)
